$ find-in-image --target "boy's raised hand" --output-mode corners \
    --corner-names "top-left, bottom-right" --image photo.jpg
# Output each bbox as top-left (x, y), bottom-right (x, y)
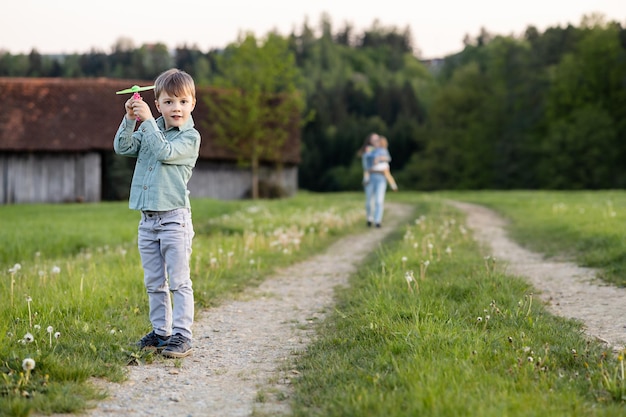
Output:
top-left (125, 98), bottom-right (153, 122)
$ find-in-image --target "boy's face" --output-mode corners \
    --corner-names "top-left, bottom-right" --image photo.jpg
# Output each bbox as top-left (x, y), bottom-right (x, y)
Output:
top-left (155, 90), bottom-right (196, 130)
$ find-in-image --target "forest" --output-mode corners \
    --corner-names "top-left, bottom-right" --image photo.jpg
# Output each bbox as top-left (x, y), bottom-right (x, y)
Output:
top-left (1, 13), bottom-right (625, 192)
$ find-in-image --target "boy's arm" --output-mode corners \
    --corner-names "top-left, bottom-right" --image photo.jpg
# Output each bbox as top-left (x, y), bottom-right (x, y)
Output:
top-left (113, 117), bottom-right (141, 157)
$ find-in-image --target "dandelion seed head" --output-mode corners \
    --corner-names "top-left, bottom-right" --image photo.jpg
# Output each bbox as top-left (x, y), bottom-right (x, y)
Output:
top-left (405, 271), bottom-right (414, 283)
top-left (51, 266), bottom-right (61, 274)
top-left (22, 358), bottom-right (36, 371)
top-left (23, 333), bottom-right (34, 343)
top-left (54, 332), bottom-right (61, 339)
top-left (47, 326), bottom-right (54, 334)
top-left (477, 317), bottom-right (483, 322)
top-left (508, 336), bottom-right (513, 343)
top-left (527, 356), bottom-right (534, 363)
top-left (401, 256), bottom-right (407, 262)
top-left (34, 325), bottom-right (41, 330)
top-left (110, 329), bottom-right (116, 335)
top-left (8, 263), bottom-right (22, 273)
top-left (25, 296), bottom-right (32, 303)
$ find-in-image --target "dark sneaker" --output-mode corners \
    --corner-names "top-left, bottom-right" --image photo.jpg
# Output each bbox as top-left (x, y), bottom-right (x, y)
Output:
top-left (162, 333), bottom-right (193, 358)
top-left (137, 331), bottom-right (170, 351)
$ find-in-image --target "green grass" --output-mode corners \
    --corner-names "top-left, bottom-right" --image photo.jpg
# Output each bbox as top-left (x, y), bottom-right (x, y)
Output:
top-left (442, 190), bottom-right (626, 287)
top-left (291, 193), bottom-right (626, 417)
top-left (0, 192), bottom-right (364, 416)
top-left (2, 191), bottom-right (625, 416)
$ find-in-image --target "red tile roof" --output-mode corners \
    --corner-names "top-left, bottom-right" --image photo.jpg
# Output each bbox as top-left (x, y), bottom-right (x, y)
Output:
top-left (0, 77), bottom-right (300, 164)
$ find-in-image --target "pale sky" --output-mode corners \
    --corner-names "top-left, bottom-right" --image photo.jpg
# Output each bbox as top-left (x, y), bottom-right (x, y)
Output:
top-left (1, 0), bottom-right (624, 59)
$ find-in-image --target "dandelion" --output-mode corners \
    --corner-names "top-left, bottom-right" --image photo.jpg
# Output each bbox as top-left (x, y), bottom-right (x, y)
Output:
top-left (527, 356), bottom-right (534, 363)
top-left (22, 357), bottom-right (36, 384)
top-left (54, 332), bottom-right (61, 339)
top-left (9, 264), bottom-right (21, 307)
top-left (34, 324), bottom-right (41, 330)
top-left (23, 332), bottom-right (34, 343)
top-left (445, 246), bottom-right (452, 256)
top-left (420, 260), bottom-right (430, 280)
top-left (477, 317), bottom-right (483, 322)
top-left (51, 265), bottom-right (61, 274)
top-left (405, 270), bottom-right (416, 293)
top-left (47, 326), bottom-right (54, 347)
top-left (401, 256), bottom-right (408, 269)
top-left (22, 357), bottom-right (35, 371)
top-left (26, 296), bottom-right (33, 328)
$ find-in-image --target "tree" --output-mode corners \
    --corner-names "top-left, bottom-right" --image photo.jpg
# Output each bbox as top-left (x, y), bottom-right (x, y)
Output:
top-left (203, 32), bottom-right (304, 199)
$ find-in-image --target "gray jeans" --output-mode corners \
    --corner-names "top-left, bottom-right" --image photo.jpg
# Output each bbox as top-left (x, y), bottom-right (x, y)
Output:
top-left (138, 208), bottom-right (194, 340)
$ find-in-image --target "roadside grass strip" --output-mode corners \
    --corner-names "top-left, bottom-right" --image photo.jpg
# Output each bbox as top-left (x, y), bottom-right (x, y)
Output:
top-left (443, 190), bottom-right (626, 287)
top-left (291, 197), bottom-right (626, 417)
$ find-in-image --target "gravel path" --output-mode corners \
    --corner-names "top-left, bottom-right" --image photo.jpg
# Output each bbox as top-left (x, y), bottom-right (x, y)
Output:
top-left (450, 200), bottom-right (626, 351)
top-left (79, 202), bottom-right (414, 417)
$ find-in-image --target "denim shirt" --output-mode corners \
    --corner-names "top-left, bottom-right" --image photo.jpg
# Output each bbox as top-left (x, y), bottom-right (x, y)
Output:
top-left (113, 115), bottom-right (201, 211)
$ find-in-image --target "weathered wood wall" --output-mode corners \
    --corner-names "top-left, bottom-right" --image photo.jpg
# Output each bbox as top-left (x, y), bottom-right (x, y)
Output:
top-left (0, 153), bottom-right (100, 204)
top-left (188, 161), bottom-right (297, 200)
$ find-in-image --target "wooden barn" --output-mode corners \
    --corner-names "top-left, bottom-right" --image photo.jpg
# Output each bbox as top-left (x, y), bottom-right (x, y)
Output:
top-left (0, 77), bottom-right (300, 204)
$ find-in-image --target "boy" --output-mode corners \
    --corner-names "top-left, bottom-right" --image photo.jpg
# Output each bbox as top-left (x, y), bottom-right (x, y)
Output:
top-left (113, 68), bottom-right (200, 358)
top-left (371, 136), bottom-right (398, 191)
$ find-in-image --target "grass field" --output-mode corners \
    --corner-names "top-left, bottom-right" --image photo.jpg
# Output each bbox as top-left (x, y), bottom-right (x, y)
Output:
top-left (1, 191), bottom-right (625, 416)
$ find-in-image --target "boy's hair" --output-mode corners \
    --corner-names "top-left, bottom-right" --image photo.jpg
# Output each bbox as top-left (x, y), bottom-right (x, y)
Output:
top-left (154, 68), bottom-right (196, 100)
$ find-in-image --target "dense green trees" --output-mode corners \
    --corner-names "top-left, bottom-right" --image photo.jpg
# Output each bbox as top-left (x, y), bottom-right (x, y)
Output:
top-left (2, 14), bottom-right (625, 192)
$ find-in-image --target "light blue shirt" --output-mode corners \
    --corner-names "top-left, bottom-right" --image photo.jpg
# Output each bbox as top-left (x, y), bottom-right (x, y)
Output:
top-left (113, 115), bottom-right (200, 211)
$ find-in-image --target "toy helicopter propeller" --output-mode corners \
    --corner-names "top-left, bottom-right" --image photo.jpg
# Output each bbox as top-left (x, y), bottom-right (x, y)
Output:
top-left (116, 85), bottom-right (154, 121)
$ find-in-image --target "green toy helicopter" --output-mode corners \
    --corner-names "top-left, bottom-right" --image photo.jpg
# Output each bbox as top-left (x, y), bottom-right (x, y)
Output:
top-left (116, 85), bottom-right (155, 121)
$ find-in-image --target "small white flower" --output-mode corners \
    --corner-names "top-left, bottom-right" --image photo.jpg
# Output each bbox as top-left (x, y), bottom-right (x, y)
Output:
top-left (405, 271), bottom-right (414, 283)
top-left (8, 263), bottom-right (22, 273)
top-left (401, 256), bottom-right (408, 262)
top-left (47, 326), bottom-right (54, 334)
top-left (527, 356), bottom-right (534, 363)
top-left (22, 358), bottom-right (36, 371)
top-left (23, 333), bottom-right (34, 343)
top-left (54, 332), bottom-right (61, 339)
top-left (477, 317), bottom-right (483, 322)
top-left (25, 296), bottom-right (32, 303)
top-left (51, 266), bottom-right (61, 274)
